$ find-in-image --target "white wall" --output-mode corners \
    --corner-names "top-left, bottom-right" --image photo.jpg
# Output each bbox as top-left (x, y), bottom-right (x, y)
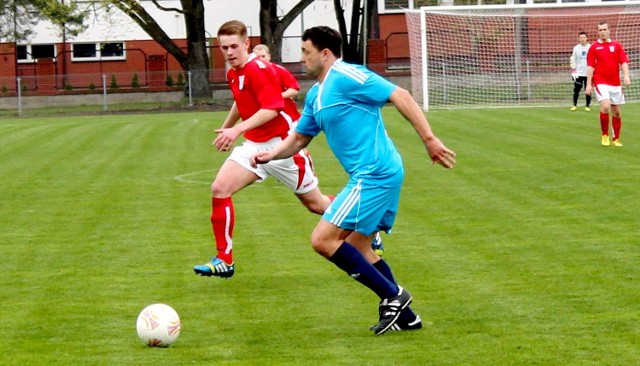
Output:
top-left (10, 0), bottom-right (352, 63)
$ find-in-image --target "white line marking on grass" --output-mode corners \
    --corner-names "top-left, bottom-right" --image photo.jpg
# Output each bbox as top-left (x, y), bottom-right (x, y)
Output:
top-left (174, 170), bottom-right (214, 185)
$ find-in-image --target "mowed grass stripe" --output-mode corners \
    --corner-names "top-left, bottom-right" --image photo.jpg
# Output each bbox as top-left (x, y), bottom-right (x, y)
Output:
top-left (1, 114), bottom-right (215, 362)
top-left (387, 106), bottom-right (639, 364)
top-left (1, 105), bottom-right (639, 365)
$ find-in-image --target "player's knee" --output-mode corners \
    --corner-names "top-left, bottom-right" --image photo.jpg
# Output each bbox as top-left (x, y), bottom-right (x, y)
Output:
top-left (210, 181), bottom-right (230, 197)
top-left (310, 232), bottom-right (332, 257)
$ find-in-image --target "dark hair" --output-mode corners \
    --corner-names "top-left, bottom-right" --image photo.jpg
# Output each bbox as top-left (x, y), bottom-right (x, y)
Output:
top-left (218, 20), bottom-right (247, 38)
top-left (579, 31), bottom-right (587, 36)
top-left (302, 26), bottom-right (342, 58)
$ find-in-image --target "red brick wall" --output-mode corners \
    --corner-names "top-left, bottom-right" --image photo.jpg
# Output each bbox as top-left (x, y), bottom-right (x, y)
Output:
top-left (367, 39), bottom-right (386, 73)
top-left (379, 13), bottom-right (409, 60)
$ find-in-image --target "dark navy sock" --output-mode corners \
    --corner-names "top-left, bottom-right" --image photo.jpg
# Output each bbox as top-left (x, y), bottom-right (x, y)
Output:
top-left (373, 259), bottom-right (418, 323)
top-left (329, 242), bottom-right (398, 299)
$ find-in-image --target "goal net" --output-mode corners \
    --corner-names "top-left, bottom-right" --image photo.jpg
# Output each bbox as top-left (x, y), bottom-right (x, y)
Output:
top-left (406, 2), bottom-right (640, 110)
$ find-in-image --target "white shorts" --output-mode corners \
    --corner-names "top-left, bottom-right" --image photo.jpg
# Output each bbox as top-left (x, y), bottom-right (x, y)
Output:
top-left (594, 84), bottom-right (625, 105)
top-left (227, 136), bottom-right (319, 194)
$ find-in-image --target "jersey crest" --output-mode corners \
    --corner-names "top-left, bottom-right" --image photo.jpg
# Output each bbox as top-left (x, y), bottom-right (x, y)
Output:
top-left (239, 75), bottom-right (245, 90)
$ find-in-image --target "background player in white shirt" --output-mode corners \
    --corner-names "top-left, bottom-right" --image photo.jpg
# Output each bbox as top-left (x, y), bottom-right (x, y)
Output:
top-left (570, 32), bottom-right (592, 112)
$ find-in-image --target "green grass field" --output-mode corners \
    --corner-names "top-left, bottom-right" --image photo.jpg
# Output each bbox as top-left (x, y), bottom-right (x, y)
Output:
top-left (1, 105), bottom-right (639, 365)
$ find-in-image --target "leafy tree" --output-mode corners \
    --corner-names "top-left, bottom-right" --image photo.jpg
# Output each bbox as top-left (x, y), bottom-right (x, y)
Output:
top-left (0, 0), bottom-right (84, 41)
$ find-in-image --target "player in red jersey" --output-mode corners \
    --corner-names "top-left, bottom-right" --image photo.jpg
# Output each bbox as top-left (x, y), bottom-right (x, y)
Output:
top-left (586, 21), bottom-right (631, 147)
top-left (252, 44), bottom-right (302, 130)
top-left (193, 20), bottom-right (333, 278)
top-left (253, 45), bottom-right (299, 101)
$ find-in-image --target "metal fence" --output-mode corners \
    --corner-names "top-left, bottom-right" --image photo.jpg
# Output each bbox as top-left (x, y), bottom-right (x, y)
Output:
top-left (0, 70), bottom-right (201, 115)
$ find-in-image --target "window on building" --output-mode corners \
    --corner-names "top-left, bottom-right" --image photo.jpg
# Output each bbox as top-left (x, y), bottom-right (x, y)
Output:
top-left (72, 43), bottom-right (97, 59)
top-left (101, 42), bottom-right (124, 57)
top-left (16, 44), bottom-right (56, 63)
top-left (384, 0), bottom-right (411, 10)
top-left (72, 42), bottom-right (126, 61)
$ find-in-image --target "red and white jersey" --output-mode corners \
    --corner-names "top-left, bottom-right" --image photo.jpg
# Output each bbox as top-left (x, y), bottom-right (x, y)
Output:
top-left (273, 63), bottom-right (301, 122)
top-left (587, 39), bottom-right (630, 86)
top-left (226, 54), bottom-right (291, 142)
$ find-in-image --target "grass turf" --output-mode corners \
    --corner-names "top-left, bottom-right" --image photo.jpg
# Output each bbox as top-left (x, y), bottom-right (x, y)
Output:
top-left (1, 105), bottom-right (639, 365)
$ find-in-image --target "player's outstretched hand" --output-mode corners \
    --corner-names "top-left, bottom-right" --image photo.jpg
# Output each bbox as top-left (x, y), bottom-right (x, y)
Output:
top-left (250, 152), bottom-right (272, 168)
top-left (213, 127), bottom-right (241, 152)
top-left (426, 137), bottom-right (456, 169)
top-left (571, 70), bottom-right (578, 82)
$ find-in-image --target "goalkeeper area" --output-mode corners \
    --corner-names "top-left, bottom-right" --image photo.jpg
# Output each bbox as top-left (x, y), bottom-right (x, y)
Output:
top-left (406, 2), bottom-right (640, 110)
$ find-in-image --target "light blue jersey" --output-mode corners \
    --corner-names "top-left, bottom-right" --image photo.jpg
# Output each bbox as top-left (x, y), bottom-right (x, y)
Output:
top-left (296, 60), bottom-right (404, 235)
top-left (296, 60), bottom-right (403, 183)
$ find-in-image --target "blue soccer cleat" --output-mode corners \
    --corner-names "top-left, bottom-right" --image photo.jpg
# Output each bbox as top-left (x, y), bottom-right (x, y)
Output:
top-left (372, 232), bottom-right (384, 256)
top-left (193, 257), bottom-right (235, 279)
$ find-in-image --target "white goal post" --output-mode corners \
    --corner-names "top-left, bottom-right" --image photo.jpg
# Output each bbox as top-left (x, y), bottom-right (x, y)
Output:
top-left (406, 2), bottom-right (640, 110)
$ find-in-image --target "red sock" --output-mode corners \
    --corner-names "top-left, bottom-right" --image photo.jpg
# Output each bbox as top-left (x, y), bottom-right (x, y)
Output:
top-left (612, 116), bottom-right (621, 140)
top-left (211, 197), bottom-right (234, 264)
top-left (600, 113), bottom-right (610, 136)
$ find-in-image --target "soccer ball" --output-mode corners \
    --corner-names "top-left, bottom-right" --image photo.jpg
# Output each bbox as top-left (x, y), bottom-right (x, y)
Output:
top-left (136, 303), bottom-right (181, 347)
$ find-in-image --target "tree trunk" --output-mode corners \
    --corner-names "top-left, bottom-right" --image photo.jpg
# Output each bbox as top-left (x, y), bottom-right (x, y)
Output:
top-left (333, 0), bottom-right (349, 59)
top-left (182, 0), bottom-right (211, 98)
top-left (112, 0), bottom-right (211, 99)
top-left (259, 0), bottom-right (316, 64)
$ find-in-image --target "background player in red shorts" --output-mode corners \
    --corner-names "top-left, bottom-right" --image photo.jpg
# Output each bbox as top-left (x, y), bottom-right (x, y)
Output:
top-left (586, 21), bottom-right (631, 147)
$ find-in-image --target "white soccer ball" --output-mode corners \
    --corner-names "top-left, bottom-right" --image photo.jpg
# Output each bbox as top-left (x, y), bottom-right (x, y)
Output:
top-left (136, 303), bottom-right (181, 347)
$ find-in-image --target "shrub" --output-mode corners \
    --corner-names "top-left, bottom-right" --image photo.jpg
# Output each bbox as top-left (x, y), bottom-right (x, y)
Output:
top-left (166, 74), bottom-right (174, 87)
top-left (88, 82), bottom-right (96, 90)
top-left (110, 75), bottom-right (118, 89)
top-left (176, 73), bottom-right (185, 87)
top-left (1, 85), bottom-right (7, 93)
top-left (131, 73), bottom-right (140, 88)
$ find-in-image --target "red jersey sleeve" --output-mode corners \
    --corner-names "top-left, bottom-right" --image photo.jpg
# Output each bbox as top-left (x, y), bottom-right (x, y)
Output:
top-left (617, 42), bottom-right (630, 65)
top-left (275, 64), bottom-right (300, 91)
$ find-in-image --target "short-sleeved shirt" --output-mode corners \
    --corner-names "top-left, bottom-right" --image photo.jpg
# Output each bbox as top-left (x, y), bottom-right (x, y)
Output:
top-left (296, 60), bottom-right (401, 182)
top-left (587, 39), bottom-right (630, 86)
top-left (273, 63), bottom-right (301, 122)
top-left (226, 54), bottom-right (291, 142)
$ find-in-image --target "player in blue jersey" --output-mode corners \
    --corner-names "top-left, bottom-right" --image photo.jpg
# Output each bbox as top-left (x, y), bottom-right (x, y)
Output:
top-left (251, 26), bottom-right (456, 335)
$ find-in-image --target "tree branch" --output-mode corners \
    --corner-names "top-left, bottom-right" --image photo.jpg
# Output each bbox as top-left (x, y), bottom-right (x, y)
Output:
top-left (149, 0), bottom-right (185, 14)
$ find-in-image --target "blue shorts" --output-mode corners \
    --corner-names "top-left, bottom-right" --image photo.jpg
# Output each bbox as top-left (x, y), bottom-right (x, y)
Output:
top-left (324, 174), bottom-right (403, 236)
